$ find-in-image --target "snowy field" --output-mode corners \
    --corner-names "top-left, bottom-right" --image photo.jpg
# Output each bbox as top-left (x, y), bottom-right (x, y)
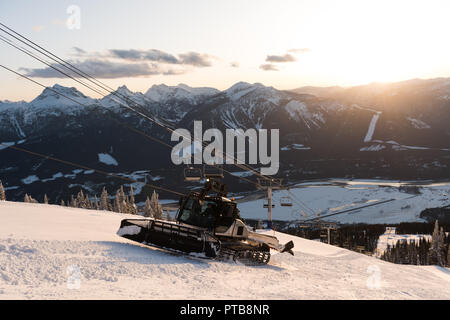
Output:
top-left (238, 179), bottom-right (450, 224)
top-left (0, 201), bottom-right (449, 299)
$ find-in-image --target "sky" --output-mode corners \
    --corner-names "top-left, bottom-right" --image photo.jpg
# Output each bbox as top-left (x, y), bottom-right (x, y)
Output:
top-left (0, 0), bottom-right (450, 101)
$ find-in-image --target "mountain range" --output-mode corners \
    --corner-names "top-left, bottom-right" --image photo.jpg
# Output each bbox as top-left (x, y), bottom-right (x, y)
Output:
top-left (0, 78), bottom-right (449, 203)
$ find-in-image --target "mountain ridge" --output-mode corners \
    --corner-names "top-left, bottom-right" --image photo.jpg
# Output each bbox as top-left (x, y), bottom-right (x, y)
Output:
top-left (0, 77), bottom-right (448, 202)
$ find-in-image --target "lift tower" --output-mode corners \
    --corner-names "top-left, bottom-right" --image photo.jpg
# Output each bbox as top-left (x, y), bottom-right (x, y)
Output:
top-left (257, 178), bottom-right (282, 229)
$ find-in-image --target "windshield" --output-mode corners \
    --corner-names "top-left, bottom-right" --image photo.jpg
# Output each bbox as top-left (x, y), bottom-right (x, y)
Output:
top-left (178, 197), bottom-right (236, 228)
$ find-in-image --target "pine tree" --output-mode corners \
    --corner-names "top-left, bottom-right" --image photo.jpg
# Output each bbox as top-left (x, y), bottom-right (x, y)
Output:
top-left (70, 195), bottom-right (77, 208)
top-left (257, 219), bottom-right (263, 229)
top-left (150, 190), bottom-right (163, 219)
top-left (77, 190), bottom-right (85, 208)
top-left (28, 195), bottom-right (38, 203)
top-left (143, 196), bottom-right (153, 217)
top-left (44, 194), bottom-right (49, 204)
top-left (0, 181), bottom-right (5, 201)
top-left (447, 244), bottom-right (450, 267)
top-left (114, 190), bottom-right (121, 213)
top-left (439, 227), bottom-right (446, 266)
top-left (85, 195), bottom-right (92, 209)
top-left (119, 186), bottom-right (126, 212)
top-left (100, 187), bottom-right (110, 211)
top-left (129, 186), bottom-right (137, 214)
top-left (429, 220), bottom-right (445, 266)
top-left (24, 193), bottom-right (30, 203)
top-left (124, 195), bottom-right (130, 213)
top-left (93, 195), bottom-right (99, 210)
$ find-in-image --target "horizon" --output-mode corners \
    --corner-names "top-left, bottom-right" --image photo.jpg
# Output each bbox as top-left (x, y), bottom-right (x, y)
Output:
top-left (1, 0), bottom-right (450, 101)
top-left (2, 75), bottom-right (449, 104)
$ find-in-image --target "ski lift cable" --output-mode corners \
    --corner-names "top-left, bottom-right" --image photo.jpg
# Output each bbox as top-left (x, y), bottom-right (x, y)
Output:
top-left (0, 34), bottom-right (107, 98)
top-left (0, 64), bottom-right (261, 190)
top-left (0, 68), bottom-right (257, 192)
top-left (0, 60), bottom-right (260, 187)
top-left (0, 24), bottom-right (271, 184)
top-left (286, 192), bottom-right (316, 218)
top-left (0, 24), bottom-right (176, 131)
top-left (287, 189), bottom-right (317, 215)
top-left (0, 65), bottom-right (257, 190)
top-left (0, 22), bottom-right (177, 130)
top-left (0, 64), bottom-right (174, 149)
top-left (289, 197), bottom-right (316, 218)
top-left (0, 24), bottom-right (266, 180)
top-left (0, 33), bottom-right (162, 126)
top-left (0, 142), bottom-right (185, 197)
top-left (301, 198), bottom-right (397, 222)
top-left (0, 35), bottom-right (262, 188)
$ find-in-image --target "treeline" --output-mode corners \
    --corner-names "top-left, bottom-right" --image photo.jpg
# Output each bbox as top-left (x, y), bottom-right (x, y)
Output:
top-left (21, 184), bottom-right (173, 220)
top-left (283, 221), bottom-right (450, 267)
top-left (381, 221), bottom-right (450, 267)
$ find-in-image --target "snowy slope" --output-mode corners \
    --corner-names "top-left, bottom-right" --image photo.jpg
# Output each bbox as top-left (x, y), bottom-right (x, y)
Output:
top-left (0, 201), bottom-right (449, 299)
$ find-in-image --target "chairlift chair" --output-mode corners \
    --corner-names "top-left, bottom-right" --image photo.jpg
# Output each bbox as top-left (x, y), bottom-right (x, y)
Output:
top-left (184, 167), bottom-right (203, 181)
top-left (280, 196), bottom-right (293, 207)
top-left (263, 200), bottom-right (275, 208)
top-left (203, 164), bottom-right (224, 179)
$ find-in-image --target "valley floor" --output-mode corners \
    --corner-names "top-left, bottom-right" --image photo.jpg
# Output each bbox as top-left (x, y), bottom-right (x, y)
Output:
top-left (238, 179), bottom-right (450, 224)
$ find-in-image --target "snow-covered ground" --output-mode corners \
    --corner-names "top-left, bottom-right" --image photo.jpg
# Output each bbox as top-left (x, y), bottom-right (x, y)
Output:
top-left (238, 179), bottom-right (450, 224)
top-left (374, 227), bottom-right (432, 258)
top-left (0, 200), bottom-right (449, 299)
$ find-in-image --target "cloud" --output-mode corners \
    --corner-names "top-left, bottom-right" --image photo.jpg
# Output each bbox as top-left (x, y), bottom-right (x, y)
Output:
top-left (265, 54), bottom-right (297, 63)
top-left (163, 69), bottom-right (186, 75)
top-left (22, 59), bottom-right (162, 79)
top-left (288, 48), bottom-right (311, 54)
top-left (259, 64), bottom-right (279, 71)
top-left (23, 47), bottom-right (215, 79)
top-left (72, 47), bottom-right (87, 56)
top-left (230, 61), bottom-right (240, 68)
top-left (178, 52), bottom-right (212, 67)
top-left (108, 49), bottom-right (212, 67)
top-left (109, 49), bottom-right (179, 64)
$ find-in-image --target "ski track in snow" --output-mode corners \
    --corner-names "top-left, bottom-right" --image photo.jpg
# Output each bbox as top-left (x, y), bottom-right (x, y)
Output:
top-left (0, 201), bottom-right (449, 299)
top-left (364, 112), bottom-right (381, 143)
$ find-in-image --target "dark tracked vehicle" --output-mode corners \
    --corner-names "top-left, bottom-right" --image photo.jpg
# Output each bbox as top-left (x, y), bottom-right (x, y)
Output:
top-left (117, 179), bottom-right (294, 265)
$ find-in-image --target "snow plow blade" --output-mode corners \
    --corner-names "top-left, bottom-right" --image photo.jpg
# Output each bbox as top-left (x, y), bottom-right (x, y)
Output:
top-left (280, 240), bottom-right (294, 255)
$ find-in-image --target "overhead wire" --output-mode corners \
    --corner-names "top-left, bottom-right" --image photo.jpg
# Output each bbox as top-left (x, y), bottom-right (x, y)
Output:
top-left (0, 64), bottom-right (259, 189)
top-left (0, 23), bottom-right (272, 184)
top-left (0, 142), bottom-right (185, 197)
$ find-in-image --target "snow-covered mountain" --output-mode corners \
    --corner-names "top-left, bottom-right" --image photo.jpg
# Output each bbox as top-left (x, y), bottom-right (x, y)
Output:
top-left (31, 84), bottom-right (96, 108)
top-left (145, 83), bottom-right (219, 103)
top-left (0, 79), bottom-right (449, 203)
